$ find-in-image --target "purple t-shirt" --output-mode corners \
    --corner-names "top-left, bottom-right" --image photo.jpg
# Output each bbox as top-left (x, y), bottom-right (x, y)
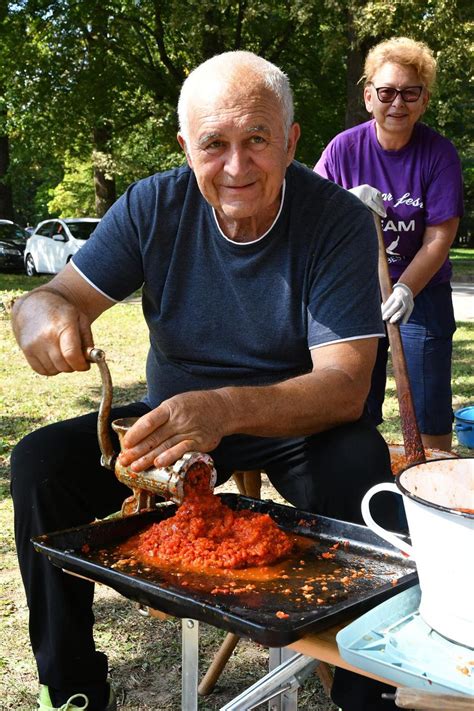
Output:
top-left (314, 120), bottom-right (464, 285)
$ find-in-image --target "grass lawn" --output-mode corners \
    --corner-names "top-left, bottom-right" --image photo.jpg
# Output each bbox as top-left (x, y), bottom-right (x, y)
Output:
top-left (450, 247), bottom-right (474, 279)
top-left (0, 271), bottom-right (472, 710)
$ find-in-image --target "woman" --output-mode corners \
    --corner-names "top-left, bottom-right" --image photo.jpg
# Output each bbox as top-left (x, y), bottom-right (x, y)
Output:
top-left (315, 37), bottom-right (464, 454)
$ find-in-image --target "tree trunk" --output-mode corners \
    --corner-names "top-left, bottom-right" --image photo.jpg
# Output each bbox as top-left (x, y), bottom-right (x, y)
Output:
top-left (0, 119), bottom-right (14, 220)
top-left (93, 124), bottom-right (116, 217)
top-left (344, 9), bottom-right (374, 129)
top-left (344, 42), bottom-right (368, 128)
top-left (88, 9), bottom-right (116, 218)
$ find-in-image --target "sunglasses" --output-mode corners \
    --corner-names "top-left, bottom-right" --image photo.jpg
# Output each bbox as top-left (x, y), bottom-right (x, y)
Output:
top-left (373, 85), bottom-right (424, 103)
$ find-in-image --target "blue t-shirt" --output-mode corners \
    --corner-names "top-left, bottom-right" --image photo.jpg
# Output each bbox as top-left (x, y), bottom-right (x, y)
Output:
top-left (73, 161), bottom-right (384, 408)
top-left (314, 120), bottom-right (464, 285)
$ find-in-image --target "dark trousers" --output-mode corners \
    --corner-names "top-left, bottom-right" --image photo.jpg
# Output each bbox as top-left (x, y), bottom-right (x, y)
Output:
top-left (11, 403), bottom-right (401, 709)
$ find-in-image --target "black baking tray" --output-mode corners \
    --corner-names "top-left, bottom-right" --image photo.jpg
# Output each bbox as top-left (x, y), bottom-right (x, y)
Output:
top-left (32, 494), bottom-right (417, 646)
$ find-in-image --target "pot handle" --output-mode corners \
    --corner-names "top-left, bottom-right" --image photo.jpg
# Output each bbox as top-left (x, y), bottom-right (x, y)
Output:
top-left (361, 482), bottom-right (414, 557)
top-left (455, 423), bottom-right (472, 432)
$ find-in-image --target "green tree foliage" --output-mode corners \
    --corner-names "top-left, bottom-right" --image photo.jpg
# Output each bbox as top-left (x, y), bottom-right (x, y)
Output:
top-left (47, 154), bottom-right (95, 217)
top-left (2, 0), bottom-right (471, 239)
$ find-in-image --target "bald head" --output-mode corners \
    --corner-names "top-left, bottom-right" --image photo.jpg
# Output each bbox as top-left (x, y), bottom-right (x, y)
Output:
top-left (178, 51), bottom-right (294, 143)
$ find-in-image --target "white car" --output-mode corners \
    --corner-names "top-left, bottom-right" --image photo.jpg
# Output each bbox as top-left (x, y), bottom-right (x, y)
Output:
top-left (24, 218), bottom-right (100, 276)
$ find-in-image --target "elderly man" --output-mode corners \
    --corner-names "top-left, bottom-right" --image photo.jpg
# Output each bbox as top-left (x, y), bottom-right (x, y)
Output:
top-left (12, 51), bottom-right (397, 711)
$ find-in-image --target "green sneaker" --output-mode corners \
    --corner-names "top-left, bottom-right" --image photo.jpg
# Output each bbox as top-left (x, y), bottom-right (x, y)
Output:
top-left (38, 684), bottom-right (116, 711)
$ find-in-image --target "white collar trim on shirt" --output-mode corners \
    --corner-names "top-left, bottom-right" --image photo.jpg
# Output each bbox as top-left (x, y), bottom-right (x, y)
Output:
top-left (212, 179), bottom-right (286, 245)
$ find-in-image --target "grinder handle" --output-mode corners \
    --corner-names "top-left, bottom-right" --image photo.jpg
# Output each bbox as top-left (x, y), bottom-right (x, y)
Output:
top-left (85, 347), bottom-right (116, 470)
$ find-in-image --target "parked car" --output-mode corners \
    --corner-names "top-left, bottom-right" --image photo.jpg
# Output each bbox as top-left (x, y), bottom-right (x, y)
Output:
top-left (0, 219), bottom-right (29, 272)
top-left (24, 218), bottom-right (100, 276)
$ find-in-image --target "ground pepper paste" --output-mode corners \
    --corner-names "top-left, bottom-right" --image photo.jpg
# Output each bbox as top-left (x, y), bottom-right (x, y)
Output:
top-left (389, 447), bottom-right (457, 475)
top-left (135, 462), bottom-right (294, 570)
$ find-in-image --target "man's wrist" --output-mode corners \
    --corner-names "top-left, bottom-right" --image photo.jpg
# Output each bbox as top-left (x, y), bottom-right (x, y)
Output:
top-left (215, 386), bottom-right (246, 436)
top-left (12, 286), bottom-right (70, 321)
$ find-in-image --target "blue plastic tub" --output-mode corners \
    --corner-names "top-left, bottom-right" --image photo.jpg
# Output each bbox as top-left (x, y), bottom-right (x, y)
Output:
top-left (454, 405), bottom-right (474, 448)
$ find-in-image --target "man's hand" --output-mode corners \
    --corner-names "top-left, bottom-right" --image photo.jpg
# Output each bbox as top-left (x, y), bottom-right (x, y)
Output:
top-left (12, 289), bottom-right (94, 375)
top-left (119, 389), bottom-right (231, 470)
top-left (11, 263), bottom-right (113, 375)
top-left (381, 283), bottom-right (414, 324)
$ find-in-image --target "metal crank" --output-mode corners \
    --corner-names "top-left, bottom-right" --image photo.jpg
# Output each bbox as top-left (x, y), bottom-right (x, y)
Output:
top-left (86, 347), bottom-right (217, 516)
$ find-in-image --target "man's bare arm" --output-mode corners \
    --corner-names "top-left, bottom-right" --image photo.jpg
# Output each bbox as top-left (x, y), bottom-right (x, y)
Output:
top-left (12, 263), bottom-right (115, 375)
top-left (120, 337), bottom-right (378, 469)
top-left (222, 337), bottom-right (375, 436)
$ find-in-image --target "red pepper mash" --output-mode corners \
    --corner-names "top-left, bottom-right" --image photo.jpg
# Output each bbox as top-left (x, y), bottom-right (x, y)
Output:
top-left (135, 463), bottom-right (293, 570)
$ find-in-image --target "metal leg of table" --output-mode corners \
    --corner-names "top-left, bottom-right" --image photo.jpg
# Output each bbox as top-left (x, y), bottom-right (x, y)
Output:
top-left (220, 651), bottom-right (318, 711)
top-left (268, 648), bottom-right (298, 711)
top-left (182, 618), bottom-right (199, 711)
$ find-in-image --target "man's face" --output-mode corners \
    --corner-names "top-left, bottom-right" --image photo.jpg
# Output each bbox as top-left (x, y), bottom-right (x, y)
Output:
top-left (178, 80), bottom-right (299, 236)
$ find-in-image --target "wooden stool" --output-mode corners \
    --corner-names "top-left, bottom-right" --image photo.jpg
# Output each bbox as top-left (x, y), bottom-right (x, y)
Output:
top-left (231, 469), bottom-right (262, 499)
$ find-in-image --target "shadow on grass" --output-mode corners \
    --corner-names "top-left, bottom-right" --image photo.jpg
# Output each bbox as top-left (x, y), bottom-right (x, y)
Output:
top-left (91, 595), bottom-right (268, 711)
top-left (74, 382), bottom-right (148, 411)
top-left (0, 382), bottom-right (146, 503)
top-left (0, 476), bottom-right (11, 500)
top-left (91, 593), bottom-right (329, 711)
top-left (0, 415), bottom-right (45, 501)
top-left (0, 272), bottom-right (51, 293)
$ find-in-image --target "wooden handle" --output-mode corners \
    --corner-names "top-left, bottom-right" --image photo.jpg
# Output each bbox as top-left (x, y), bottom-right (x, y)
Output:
top-left (390, 687), bottom-right (473, 709)
top-left (198, 632), bottom-right (240, 696)
top-left (373, 215), bottom-right (425, 465)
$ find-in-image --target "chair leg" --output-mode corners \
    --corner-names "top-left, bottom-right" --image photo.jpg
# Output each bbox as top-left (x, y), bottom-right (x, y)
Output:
top-left (198, 632), bottom-right (240, 696)
top-left (232, 470), bottom-right (262, 498)
top-left (232, 471), bottom-right (246, 495)
top-left (315, 662), bottom-right (334, 697)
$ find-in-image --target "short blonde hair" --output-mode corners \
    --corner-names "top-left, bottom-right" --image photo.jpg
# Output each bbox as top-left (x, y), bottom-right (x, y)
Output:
top-left (363, 37), bottom-right (437, 91)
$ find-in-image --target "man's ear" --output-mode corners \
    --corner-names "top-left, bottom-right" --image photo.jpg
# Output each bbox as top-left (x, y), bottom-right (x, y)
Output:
top-left (286, 123), bottom-right (301, 164)
top-left (177, 133), bottom-right (193, 168)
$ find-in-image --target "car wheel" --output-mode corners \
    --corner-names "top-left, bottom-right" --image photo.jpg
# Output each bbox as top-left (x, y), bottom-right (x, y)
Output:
top-left (25, 254), bottom-right (37, 277)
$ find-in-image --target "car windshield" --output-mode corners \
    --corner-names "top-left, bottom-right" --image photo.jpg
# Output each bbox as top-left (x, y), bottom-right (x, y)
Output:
top-left (0, 224), bottom-right (28, 243)
top-left (66, 221), bottom-right (99, 241)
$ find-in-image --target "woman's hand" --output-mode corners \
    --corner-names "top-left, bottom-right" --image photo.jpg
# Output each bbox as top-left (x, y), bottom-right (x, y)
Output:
top-left (381, 283), bottom-right (414, 324)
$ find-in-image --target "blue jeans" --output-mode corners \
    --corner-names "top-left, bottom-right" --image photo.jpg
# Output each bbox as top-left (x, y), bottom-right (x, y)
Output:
top-left (367, 282), bottom-right (456, 435)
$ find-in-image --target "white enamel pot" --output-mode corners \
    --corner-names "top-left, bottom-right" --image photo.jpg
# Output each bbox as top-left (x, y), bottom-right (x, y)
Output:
top-left (361, 457), bottom-right (474, 648)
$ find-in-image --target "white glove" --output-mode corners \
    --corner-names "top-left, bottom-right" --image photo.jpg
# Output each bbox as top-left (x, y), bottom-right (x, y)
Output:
top-left (381, 283), bottom-right (414, 324)
top-left (348, 185), bottom-right (387, 218)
